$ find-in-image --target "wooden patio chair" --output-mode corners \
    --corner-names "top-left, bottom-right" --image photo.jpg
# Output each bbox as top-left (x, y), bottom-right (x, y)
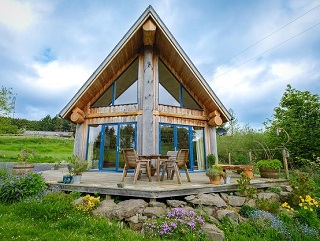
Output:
top-left (160, 149), bottom-right (191, 184)
top-left (159, 150), bottom-right (178, 180)
top-left (121, 148), bottom-right (152, 184)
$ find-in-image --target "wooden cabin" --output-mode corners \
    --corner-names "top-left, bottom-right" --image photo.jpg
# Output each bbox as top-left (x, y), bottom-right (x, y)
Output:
top-left (59, 6), bottom-right (231, 172)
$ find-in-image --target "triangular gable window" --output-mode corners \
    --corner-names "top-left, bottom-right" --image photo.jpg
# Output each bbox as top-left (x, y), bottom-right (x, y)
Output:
top-left (158, 59), bottom-right (202, 110)
top-left (91, 59), bottom-right (138, 107)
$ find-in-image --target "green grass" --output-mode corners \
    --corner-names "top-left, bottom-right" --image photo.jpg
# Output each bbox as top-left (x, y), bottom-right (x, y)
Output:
top-left (0, 194), bottom-right (153, 241)
top-left (0, 136), bottom-right (74, 163)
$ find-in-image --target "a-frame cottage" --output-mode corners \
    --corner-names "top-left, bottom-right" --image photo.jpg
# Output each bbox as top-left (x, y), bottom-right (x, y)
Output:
top-left (60, 6), bottom-right (231, 172)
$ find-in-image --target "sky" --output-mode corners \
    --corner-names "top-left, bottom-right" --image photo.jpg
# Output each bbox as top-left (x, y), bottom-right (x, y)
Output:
top-left (0, 0), bottom-right (319, 130)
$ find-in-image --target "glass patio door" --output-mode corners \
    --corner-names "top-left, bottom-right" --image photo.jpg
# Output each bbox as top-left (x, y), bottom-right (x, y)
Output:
top-left (101, 123), bottom-right (136, 171)
top-left (159, 124), bottom-right (205, 171)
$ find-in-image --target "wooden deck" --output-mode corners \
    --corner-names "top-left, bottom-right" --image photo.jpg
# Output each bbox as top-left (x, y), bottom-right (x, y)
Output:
top-left (42, 168), bottom-right (289, 200)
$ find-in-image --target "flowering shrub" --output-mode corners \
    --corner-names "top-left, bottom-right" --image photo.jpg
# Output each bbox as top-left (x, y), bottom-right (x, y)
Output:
top-left (75, 194), bottom-right (100, 213)
top-left (297, 195), bottom-right (319, 228)
top-left (143, 208), bottom-right (205, 239)
top-left (248, 209), bottom-right (319, 239)
top-left (0, 172), bottom-right (47, 203)
top-left (298, 195), bottom-right (319, 211)
top-left (281, 202), bottom-right (294, 211)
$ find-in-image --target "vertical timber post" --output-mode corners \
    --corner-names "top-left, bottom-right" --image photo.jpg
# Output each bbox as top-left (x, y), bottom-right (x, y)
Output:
top-left (141, 19), bottom-right (156, 155)
top-left (282, 148), bottom-right (290, 179)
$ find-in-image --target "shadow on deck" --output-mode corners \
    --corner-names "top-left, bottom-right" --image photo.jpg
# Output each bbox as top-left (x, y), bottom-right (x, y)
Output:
top-left (42, 168), bottom-right (289, 200)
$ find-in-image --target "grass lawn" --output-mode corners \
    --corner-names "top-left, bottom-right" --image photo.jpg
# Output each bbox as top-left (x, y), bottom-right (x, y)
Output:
top-left (0, 135), bottom-right (74, 163)
top-left (0, 194), bottom-right (153, 241)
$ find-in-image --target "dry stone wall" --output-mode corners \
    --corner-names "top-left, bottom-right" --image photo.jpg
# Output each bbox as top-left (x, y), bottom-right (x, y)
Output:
top-left (77, 184), bottom-right (292, 240)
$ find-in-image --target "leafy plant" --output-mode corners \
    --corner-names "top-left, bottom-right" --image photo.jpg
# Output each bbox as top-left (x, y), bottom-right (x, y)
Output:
top-left (237, 172), bottom-right (256, 197)
top-left (17, 149), bottom-right (35, 163)
top-left (296, 195), bottom-right (320, 229)
top-left (75, 194), bottom-right (100, 213)
top-left (255, 198), bottom-right (280, 214)
top-left (206, 165), bottom-right (225, 179)
top-left (207, 154), bottom-right (216, 168)
top-left (68, 155), bottom-right (88, 175)
top-left (256, 159), bottom-right (283, 170)
top-left (143, 207), bottom-right (205, 239)
top-left (239, 205), bottom-right (256, 218)
top-left (288, 170), bottom-right (316, 206)
top-left (0, 172), bottom-right (47, 203)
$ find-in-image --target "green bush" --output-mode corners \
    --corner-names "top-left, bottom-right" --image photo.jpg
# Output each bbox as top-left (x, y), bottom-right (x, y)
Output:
top-left (239, 205), bottom-right (256, 218)
top-left (256, 159), bottom-right (283, 169)
top-left (256, 198), bottom-right (280, 214)
top-left (0, 172), bottom-right (47, 203)
top-left (288, 170), bottom-right (316, 207)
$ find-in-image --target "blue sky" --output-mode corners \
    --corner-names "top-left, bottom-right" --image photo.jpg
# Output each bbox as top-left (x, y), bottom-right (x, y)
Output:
top-left (0, 0), bottom-right (319, 129)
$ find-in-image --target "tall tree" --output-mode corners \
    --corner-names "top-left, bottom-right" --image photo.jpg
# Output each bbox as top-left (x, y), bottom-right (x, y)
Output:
top-left (264, 85), bottom-right (320, 162)
top-left (0, 86), bottom-right (14, 116)
top-left (0, 86), bottom-right (18, 134)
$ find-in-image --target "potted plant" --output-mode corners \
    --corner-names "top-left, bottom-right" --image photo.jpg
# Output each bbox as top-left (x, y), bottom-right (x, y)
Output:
top-left (52, 161), bottom-right (60, 170)
top-left (256, 159), bottom-right (283, 179)
top-left (207, 154), bottom-right (216, 168)
top-left (12, 149), bottom-right (35, 175)
top-left (68, 155), bottom-right (88, 183)
top-left (62, 172), bottom-right (73, 184)
top-left (206, 165), bottom-right (226, 184)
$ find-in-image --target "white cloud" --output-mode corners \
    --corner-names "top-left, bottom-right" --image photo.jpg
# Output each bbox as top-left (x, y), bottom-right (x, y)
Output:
top-left (25, 61), bottom-right (90, 92)
top-left (271, 62), bottom-right (304, 80)
top-left (0, 0), bottom-right (35, 31)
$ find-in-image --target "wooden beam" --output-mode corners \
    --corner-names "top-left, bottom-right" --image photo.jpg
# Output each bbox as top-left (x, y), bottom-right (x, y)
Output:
top-left (208, 110), bottom-right (220, 119)
top-left (71, 112), bottom-right (85, 123)
top-left (153, 110), bottom-right (207, 121)
top-left (86, 110), bottom-right (143, 119)
top-left (208, 116), bottom-right (223, 127)
top-left (72, 107), bottom-right (85, 116)
top-left (143, 19), bottom-right (156, 46)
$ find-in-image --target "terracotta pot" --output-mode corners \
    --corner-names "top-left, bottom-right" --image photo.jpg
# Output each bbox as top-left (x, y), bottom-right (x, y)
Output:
top-left (12, 163), bottom-right (35, 175)
top-left (209, 175), bottom-right (222, 184)
top-left (259, 167), bottom-right (279, 179)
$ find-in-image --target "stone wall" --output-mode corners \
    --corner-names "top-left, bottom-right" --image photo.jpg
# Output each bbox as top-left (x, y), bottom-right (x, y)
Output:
top-left (75, 184), bottom-right (292, 240)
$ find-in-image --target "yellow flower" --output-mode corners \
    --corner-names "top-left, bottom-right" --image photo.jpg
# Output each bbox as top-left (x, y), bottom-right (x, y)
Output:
top-left (310, 208), bottom-right (313, 212)
top-left (304, 206), bottom-right (308, 210)
top-left (299, 203), bottom-right (303, 207)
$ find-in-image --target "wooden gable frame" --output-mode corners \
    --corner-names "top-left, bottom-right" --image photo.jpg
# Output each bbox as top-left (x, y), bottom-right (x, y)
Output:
top-left (59, 6), bottom-right (231, 125)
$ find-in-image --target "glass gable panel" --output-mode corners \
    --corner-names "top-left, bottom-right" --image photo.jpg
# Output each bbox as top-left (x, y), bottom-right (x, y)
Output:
top-left (91, 87), bottom-right (113, 107)
top-left (182, 88), bottom-right (202, 110)
top-left (114, 80), bottom-right (137, 105)
top-left (159, 83), bottom-right (179, 106)
top-left (91, 58), bottom-right (138, 107)
top-left (159, 59), bottom-right (202, 110)
top-left (159, 60), bottom-right (180, 106)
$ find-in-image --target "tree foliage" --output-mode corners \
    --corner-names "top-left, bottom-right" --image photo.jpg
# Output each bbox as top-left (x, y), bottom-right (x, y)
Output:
top-left (0, 86), bottom-right (14, 117)
top-left (264, 85), bottom-right (320, 162)
top-left (217, 124), bottom-right (276, 164)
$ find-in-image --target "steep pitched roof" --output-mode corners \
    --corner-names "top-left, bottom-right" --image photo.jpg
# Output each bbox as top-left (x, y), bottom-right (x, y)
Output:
top-left (60, 5), bottom-right (231, 122)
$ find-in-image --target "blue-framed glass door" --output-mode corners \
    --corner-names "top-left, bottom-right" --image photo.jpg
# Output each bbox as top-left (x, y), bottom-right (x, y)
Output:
top-left (86, 122), bottom-right (136, 171)
top-left (101, 122), bottom-right (136, 171)
top-left (159, 124), bottom-right (205, 171)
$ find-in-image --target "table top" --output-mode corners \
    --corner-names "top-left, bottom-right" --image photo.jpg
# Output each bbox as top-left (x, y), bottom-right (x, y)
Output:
top-left (138, 154), bottom-right (169, 159)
